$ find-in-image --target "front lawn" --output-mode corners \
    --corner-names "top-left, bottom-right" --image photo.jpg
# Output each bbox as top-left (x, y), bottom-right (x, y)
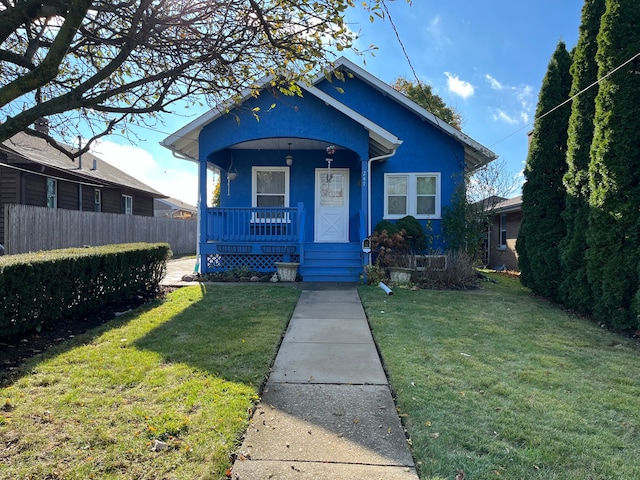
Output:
top-left (0, 285), bottom-right (299, 479)
top-left (360, 274), bottom-right (640, 480)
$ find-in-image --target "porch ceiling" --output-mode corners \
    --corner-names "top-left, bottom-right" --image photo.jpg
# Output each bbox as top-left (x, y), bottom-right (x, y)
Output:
top-left (228, 138), bottom-right (332, 151)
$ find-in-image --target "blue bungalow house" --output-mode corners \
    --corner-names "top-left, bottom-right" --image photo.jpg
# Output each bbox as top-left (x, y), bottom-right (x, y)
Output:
top-left (161, 57), bottom-right (497, 281)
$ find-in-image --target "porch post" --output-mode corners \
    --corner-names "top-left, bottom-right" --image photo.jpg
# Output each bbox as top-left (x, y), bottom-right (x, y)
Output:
top-left (197, 157), bottom-right (208, 273)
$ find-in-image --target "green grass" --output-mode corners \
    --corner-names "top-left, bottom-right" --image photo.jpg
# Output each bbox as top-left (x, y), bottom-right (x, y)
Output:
top-left (360, 274), bottom-right (640, 480)
top-left (0, 285), bottom-right (299, 479)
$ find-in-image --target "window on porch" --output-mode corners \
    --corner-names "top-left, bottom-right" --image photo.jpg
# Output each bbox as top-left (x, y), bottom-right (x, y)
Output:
top-left (252, 167), bottom-right (290, 222)
top-left (253, 167), bottom-right (289, 207)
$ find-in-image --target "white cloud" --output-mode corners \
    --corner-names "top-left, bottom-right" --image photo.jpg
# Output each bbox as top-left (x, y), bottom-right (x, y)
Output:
top-left (429, 14), bottom-right (442, 33)
top-left (485, 74), bottom-right (504, 90)
top-left (444, 72), bottom-right (474, 98)
top-left (424, 14), bottom-right (453, 51)
top-left (90, 139), bottom-right (199, 206)
top-left (485, 79), bottom-right (534, 126)
top-left (492, 109), bottom-right (519, 125)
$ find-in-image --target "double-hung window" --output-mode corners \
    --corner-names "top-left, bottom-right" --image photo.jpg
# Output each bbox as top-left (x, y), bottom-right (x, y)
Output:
top-left (384, 173), bottom-right (441, 219)
top-left (122, 194), bottom-right (133, 215)
top-left (499, 214), bottom-right (507, 250)
top-left (252, 167), bottom-right (289, 208)
top-left (46, 178), bottom-right (57, 208)
top-left (94, 189), bottom-right (102, 212)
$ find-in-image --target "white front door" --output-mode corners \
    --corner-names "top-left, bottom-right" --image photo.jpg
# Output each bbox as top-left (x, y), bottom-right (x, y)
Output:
top-left (315, 168), bottom-right (349, 242)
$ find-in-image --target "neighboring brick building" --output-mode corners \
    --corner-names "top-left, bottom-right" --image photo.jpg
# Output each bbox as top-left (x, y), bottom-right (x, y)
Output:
top-left (487, 196), bottom-right (522, 271)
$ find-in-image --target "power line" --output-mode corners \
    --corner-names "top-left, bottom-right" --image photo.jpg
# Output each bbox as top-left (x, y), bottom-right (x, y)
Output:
top-left (489, 50), bottom-right (640, 149)
top-left (380, 0), bottom-right (467, 169)
top-left (381, 0), bottom-right (640, 157)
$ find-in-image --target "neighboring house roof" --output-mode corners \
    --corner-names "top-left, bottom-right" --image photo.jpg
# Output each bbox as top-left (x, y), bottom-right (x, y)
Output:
top-left (161, 56), bottom-right (496, 170)
top-left (154, 197), bottom-right (197, 214)
top-left (494, 195), bottom-right (522, 213)
top-left (1, 132), bottom-right (166, 197)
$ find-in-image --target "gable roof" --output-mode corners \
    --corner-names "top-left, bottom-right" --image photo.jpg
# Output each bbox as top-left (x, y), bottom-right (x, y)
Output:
top-left (1, 132), bottom-right (165, 197)
top-left (161, 74), bottom-right (403, 162)
top-left (328, 57), bottom-right (497, 170)
top-left (155, 197), bottom-right (197, 213)
top-left (494, 195), bottom-right (522, 213)
top-left (161, 57), bottom-right (496, 169)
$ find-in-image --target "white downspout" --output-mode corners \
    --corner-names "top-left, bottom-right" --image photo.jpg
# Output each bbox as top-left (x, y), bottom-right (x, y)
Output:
top-left (367, 149), bottom-right (398, 239)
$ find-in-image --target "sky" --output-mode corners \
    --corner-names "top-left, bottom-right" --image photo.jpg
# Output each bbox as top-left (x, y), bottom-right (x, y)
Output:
top-left (90, 0), bottom-right (584, 206)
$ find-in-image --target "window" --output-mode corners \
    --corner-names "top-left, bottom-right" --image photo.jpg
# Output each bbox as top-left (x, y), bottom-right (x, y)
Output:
top-left (122, 194), bottom-right (132, 215)
top-left (384, 173), bottom-right (440, 219)
top-left (499, 214), bottom-right (507, 249)
top-left (252, 167), bottom-right (289, 208)
top-left (46, 178), bottom-right (57, 208)
top-left (94, 189), bottom-right (101, 212)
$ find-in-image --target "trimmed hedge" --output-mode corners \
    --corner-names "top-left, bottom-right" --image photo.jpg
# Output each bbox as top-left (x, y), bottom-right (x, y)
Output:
top-left (0, 243), bottom-right (171, 339)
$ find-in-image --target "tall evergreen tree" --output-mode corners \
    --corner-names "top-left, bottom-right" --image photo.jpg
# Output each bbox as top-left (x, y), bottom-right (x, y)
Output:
top-left (517, 41), bottom-right (573, 302)
top-left (559, 0), bottom-right (606, 313)
top-left (586, 0), bottom-right (640, 329)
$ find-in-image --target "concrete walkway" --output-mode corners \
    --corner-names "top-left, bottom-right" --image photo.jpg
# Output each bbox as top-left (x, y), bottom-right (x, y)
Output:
top-left (230, 286), bottom-right (419, 479)
top-left (161, 257), bottom-right (199, 286)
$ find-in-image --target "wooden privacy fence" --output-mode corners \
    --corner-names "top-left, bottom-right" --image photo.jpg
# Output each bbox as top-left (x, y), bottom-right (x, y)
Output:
top-left (4, 204), bottom-right (196, 255)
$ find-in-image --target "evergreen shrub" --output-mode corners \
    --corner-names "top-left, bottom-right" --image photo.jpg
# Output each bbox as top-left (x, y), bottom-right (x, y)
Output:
top-left (0, 243), bottom-right (171, 339)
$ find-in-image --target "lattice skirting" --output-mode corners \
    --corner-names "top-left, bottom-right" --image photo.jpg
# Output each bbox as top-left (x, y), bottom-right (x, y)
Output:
top-left (206, 253), bottom-right (301, 272)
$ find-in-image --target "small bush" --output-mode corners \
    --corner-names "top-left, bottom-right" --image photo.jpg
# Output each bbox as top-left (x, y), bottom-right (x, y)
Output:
top-left (368, 229), bottom-right (412, 268)
top-left (373, 220), bottom-right (399, 236)
top-left (396, 215), bottom-right (428, 252)
top-left (416, 251), bottom-right (478, 289)
top-left (363, 264), bottom-right (386, 285)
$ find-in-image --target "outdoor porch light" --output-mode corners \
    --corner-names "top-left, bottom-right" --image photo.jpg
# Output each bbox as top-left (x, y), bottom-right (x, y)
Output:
top-left (285, 142), bottom-right (293, 166)
top-left (325, 145), bottom-right (336, 181)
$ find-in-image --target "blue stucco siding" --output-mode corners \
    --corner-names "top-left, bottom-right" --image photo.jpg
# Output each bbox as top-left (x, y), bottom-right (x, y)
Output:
top-left (201, 88), bottom-right (369, 243)
top-left (198, 73), bottom-right (468, 250)
top-left (317, 74), bottom-right (466, 249)
top-left (198, 88), bottom-right (370, 167)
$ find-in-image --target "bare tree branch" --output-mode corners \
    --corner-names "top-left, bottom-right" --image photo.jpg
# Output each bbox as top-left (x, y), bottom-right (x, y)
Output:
top-left (0, 0), bottom-right (376, 158)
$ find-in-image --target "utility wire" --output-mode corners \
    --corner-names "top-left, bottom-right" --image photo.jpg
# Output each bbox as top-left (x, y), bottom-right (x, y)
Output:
top-left (380, 0), bottom-right (444, 129)
top-left (380, 0), bottom-right (467, 169)
top-left (380, 0), bottom-right (640, 155)
top-left (489, 50), bottom-right (640, 148)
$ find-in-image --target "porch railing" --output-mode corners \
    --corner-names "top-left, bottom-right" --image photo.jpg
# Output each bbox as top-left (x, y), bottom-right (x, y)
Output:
top-left (206, 206), bottom-right (302, 243)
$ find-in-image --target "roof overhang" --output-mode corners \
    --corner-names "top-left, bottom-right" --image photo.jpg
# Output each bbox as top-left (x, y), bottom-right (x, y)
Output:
top-left (161, 76), bottom-right (403, 162)
top-left (162, 57), bottom-right (496, 170)
top-left (327, 57), bottom-right (498, 171)
top-left (300, 84), bottom-right (402, 157)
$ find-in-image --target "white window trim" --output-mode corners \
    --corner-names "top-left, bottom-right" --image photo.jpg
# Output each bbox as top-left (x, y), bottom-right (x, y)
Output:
top-left (251, 166), bottom-right (290, 208)
top-left (46, 178), bottom-right (57, 209)
top-left (122, 194), bottom-right (133, 215)
top-left (383, 172), bottom-right (441, 220)
top-left (94, 189), bottom-right (102, 212)
top-left (499, 214), bottom-right (507, 250)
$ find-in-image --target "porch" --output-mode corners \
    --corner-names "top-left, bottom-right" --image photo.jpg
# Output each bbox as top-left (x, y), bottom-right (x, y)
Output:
top-left (199, 205), bottom-right (363, 281)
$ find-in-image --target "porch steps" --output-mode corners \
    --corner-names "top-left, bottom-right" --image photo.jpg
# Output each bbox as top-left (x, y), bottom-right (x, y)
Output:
top-left (301, 243), bottom-right (363, 282)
